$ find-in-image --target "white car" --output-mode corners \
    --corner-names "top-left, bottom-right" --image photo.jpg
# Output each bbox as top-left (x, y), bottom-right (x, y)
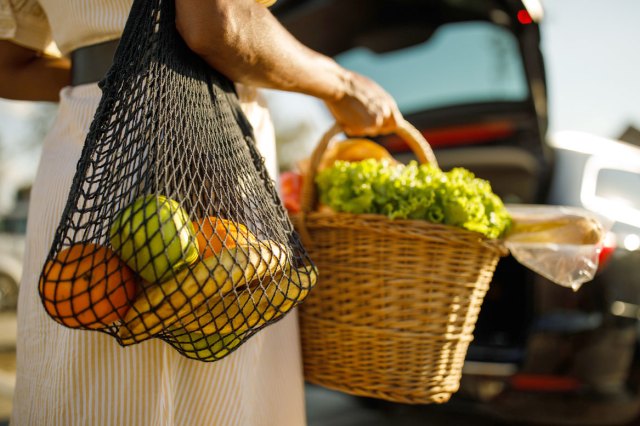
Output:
top-left (486, 131), bottom-right (640, 425)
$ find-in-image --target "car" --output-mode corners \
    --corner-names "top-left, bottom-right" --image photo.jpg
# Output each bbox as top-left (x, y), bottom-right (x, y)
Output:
top-left (271, 1), bottom-right (640, 425)
top-left (485, 132), bottom-right (640, 426)
top-left (272, 0), bottom-right (549, 356)
top-left (0, 232), bottom-right (24, 312)
top-left (0, 188), bottom-right (28, 312)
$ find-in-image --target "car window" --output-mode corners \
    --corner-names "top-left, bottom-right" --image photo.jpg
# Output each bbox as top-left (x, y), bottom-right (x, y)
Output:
top-left (0, 216), bottom-right (27, 234)
top-left (335, 21), bottom-right (530, 114)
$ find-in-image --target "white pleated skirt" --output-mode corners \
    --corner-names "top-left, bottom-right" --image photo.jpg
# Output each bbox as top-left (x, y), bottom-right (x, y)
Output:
top-left (11, 83), bottom-right (306, 426)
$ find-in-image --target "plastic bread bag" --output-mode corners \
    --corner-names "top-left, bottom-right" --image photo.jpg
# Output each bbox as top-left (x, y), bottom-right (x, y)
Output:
top-left (503, 204), bottom-right (614, 291)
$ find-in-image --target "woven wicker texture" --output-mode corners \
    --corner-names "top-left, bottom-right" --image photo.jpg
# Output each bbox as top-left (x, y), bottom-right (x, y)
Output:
top-left (37, 0), bottom-right (316, 362)
top-left (294, 120), bottom-right (505, 403)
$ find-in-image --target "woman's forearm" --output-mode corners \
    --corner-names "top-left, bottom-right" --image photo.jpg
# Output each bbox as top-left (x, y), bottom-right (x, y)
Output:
top-left (175, 0), bottom-right (349, 102)
top-left (0, 41), bottom-right (70, 102)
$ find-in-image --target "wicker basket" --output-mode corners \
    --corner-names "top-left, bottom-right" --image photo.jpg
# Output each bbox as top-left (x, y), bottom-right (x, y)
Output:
top-left (292, 120), bottom-right (507, 404)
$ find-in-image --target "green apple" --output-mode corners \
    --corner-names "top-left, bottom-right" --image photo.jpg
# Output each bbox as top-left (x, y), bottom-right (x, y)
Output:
top-left (174, 331), bottom-right (241, 360)
top-left (110, 194), bottom-right (199, 283)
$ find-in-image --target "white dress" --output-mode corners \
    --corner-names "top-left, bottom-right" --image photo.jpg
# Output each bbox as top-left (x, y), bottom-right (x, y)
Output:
top-left (1, 1), bottom-right (306, 425)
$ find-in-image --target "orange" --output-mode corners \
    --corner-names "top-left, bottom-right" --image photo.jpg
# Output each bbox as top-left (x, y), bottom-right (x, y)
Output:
top-left (192, 217), bottom-right (257, 258)
top-left (318, 138), bottom-right (396, 171)
top-left (279, 171), bottom-right (303, 214)
top-left (39, 243), bottom-right (139, 330)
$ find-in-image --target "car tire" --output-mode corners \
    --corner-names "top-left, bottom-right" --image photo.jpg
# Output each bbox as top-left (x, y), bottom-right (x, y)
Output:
top-left (0, 272), bottom-right (18, 311)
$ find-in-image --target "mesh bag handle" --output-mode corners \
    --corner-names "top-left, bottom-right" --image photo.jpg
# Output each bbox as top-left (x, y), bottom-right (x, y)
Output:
top-left (300, 119), bottom-right (439, 215)
top-left (37, 0), bottom-right (317, 362)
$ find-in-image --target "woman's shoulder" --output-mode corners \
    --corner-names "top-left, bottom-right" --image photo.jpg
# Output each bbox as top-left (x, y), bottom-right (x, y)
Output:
top-left (0, 0), bottom-right (52, 52)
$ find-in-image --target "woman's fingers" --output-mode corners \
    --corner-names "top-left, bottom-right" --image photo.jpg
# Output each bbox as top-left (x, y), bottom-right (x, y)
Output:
top-left (326, 71), bottom-right (401, 137)
top-left (340, 101), bottom-right (399, 136)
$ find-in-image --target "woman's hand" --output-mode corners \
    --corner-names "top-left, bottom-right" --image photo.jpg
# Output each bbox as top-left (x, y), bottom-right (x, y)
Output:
top-left (325, 71), bottom-right (401, 137)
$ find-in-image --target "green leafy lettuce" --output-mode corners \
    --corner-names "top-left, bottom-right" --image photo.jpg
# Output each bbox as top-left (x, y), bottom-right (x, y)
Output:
top-left (316, 159), bottom-right (511, 239)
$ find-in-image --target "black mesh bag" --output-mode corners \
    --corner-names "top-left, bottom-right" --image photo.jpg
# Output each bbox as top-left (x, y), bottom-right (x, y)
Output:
top-left (37, 0), bottom-right (317, 362)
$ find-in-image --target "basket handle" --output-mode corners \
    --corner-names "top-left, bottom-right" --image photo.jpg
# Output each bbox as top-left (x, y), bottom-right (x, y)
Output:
top-left (300, 119), bottom-right (439, 215)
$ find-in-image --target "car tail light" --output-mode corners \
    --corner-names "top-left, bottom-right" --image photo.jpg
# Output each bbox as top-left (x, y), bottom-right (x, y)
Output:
top-left (378, 121), bottom-right (516, 153)
top-left (597, 231), bottom-right (616, 271)
top-left (517, 10), bottom-right (533, 25)
top-left (510, 374), bottom-right (582, 392)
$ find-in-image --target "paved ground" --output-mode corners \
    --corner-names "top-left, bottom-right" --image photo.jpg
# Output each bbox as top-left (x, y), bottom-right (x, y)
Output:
top-left (0, 312), bottom-right (16, 422)
top-left (305, 385), bottom-right (507, 426)
top-left (0, 356), bottom-right (15, 421)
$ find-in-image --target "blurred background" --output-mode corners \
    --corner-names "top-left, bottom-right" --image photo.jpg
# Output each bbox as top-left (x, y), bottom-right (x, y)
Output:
top-left (1, 0), bottom-right (640, 424)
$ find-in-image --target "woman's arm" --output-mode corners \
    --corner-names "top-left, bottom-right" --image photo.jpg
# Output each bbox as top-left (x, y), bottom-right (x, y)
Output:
top-left (0, 40), bottom-right (70, 102)
top-left (175, 0), bottom-right (400, 136)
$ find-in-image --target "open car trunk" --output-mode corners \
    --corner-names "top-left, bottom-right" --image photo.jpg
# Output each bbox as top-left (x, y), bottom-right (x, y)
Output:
top-left (273, 0), bottom-right (551, 205)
